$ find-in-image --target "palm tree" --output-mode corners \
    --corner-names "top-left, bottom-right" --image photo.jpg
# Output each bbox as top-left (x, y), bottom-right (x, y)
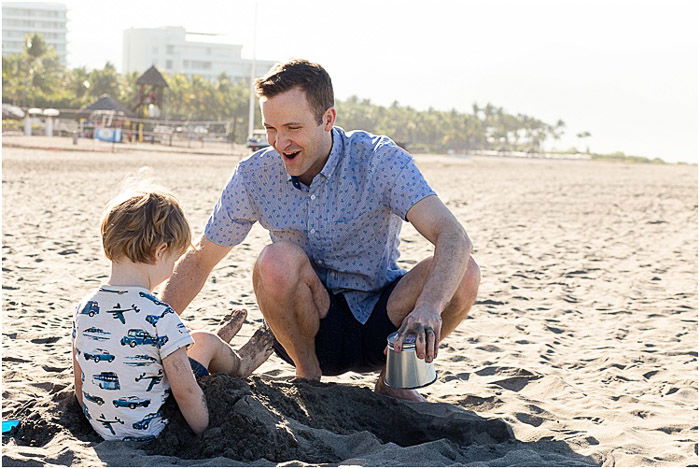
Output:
top-left (576, 131), bottom-right (592, 153)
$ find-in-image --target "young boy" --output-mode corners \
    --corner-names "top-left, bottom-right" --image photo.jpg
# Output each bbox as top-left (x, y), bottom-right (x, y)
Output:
top-left (72, 189), bottom-right (273, 441)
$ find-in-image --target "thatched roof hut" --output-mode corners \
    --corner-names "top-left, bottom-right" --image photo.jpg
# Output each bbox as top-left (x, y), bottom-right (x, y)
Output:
top-left (84, 95), bottom-right (135, 117)
top-left (134, 66), bottom-right (168, 117)
top-left (136, 65), bottom-right (169, 88)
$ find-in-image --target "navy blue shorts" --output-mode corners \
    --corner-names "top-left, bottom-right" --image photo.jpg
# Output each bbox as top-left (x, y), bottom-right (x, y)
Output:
top-left (188, 357), bottom-right (209, 379)
top-left (272, 277), bottom-right (402, 376)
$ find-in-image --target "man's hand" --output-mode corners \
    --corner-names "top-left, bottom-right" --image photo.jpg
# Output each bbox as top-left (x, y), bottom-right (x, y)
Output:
top-left (393, 307), bottom-right (442, 363)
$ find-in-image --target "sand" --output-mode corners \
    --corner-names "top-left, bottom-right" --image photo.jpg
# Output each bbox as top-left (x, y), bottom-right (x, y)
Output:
top-left (2, 136), bottom-right (697, 466)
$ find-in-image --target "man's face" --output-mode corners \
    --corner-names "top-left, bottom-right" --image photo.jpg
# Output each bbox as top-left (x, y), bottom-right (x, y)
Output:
top-left (261, 87), bottom-right (335, 184)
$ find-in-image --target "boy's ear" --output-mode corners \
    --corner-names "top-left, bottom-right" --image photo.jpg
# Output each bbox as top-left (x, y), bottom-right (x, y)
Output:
top-left (154, 243), bottom-right (169, 260)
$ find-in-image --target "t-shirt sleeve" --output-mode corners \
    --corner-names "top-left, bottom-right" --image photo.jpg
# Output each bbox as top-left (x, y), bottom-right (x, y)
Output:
top-left (156, 307), bottom-right (194, 359)
top-left (204, 163), bottom-right (259, 247)
top-left (383, 146), bottom-right (436, 220)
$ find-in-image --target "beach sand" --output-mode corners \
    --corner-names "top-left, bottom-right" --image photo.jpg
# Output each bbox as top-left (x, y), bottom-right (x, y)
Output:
top-left (2, 138), bottom-right (697, 466)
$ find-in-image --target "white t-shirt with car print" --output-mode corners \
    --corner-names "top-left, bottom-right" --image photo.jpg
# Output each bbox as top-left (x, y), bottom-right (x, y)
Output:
top-left (72, 286), bottom-right (193, 441)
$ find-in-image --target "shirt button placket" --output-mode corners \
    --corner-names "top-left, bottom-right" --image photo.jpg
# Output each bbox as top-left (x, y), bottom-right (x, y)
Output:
top-left (308, 192), bottom-right (317, 244)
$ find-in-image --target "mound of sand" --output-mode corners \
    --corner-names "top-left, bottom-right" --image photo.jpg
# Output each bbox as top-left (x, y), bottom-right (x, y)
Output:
top-left (4, 375), bottom-right (601, 466)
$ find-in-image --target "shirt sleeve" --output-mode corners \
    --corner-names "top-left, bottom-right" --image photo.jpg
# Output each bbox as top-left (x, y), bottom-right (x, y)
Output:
top-left (156, 307), bottom-right (194, 359)
top-left (382, 146), bottom-right (436, 220)
top-left (204, 163), bottom-right (259, 246)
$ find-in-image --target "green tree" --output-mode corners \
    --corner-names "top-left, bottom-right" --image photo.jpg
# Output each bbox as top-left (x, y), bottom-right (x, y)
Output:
top-left (2, 34), bottom-right (64, 107)
top-left (86, 62), bottom-right (120, 101)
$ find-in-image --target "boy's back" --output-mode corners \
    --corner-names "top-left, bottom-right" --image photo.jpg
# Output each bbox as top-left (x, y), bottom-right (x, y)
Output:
top-left (73, 285), bottom-right (192, 440)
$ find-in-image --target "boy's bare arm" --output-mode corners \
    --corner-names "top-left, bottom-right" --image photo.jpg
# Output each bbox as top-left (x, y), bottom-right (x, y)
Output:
top-left (162, 348), bottom-right (209, 435)
top-left (161, 236), bottom-right (232, 314)
top-left (72, 347), bottom-right (83, 406)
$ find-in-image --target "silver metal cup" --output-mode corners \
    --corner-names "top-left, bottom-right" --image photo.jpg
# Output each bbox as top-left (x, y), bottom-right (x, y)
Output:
top-left (384, 332), bottom-right (438, 389)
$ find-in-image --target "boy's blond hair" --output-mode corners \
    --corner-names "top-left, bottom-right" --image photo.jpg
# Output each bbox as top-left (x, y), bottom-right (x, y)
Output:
top-left (100, 190), bottom-right (191, 264)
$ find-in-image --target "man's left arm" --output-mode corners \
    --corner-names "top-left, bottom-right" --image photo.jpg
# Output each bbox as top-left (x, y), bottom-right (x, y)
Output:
top-left (394, 194), bottom-right (472, 361)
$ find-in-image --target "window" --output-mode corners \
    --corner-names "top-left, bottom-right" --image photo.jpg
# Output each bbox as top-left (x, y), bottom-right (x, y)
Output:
top-left (166, 59), bottom-right (172, 69)
top-left (190, 60), bottom-right (212, 70)
top-left (167, 45), bottom-right (174, 54)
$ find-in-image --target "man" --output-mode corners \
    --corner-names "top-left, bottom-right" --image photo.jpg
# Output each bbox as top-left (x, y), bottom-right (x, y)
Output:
top-left (161, 59), bottom-right (480, 401)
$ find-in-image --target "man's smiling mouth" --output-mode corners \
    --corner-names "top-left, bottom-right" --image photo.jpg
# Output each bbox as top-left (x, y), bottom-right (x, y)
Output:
top-left (283, 151), bottom-right (301, 160)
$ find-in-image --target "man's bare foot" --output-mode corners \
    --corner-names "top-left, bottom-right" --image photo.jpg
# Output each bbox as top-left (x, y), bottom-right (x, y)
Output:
top-left (374, 371), bottom-right (427, 402)
top-left (216, 309), bottom-right (247, 343)
top-left (235, 326), bottom-right (275, 377)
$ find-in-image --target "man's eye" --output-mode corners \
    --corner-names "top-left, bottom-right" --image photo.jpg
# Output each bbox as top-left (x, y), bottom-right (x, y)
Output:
top-left (289, 127), bottom-right (301, 131)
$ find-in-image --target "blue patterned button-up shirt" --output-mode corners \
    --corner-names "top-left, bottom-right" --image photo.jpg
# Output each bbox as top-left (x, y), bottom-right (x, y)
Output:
top-left (204, 126), bottom-right (435, 324)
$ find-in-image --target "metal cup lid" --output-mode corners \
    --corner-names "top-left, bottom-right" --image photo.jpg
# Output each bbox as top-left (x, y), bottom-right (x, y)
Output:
top-left (387, 332), bottom-right (416, 348)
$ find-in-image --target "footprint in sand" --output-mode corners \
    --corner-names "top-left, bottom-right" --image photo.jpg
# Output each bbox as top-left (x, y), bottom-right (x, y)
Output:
top-left (30, 337), bottom-right (60, 344)
top-left (475, 366), bottom-right (543, 392)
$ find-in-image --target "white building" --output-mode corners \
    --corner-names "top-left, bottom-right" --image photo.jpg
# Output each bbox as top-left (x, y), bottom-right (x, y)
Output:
top-left (123, 27), bottom-right (276, 82)
top-left (2, 2), bottom-right (68, 65)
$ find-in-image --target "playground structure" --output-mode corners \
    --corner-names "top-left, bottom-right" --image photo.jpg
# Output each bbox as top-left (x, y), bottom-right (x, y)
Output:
top-left (1, 65), bottom-right (246, 153)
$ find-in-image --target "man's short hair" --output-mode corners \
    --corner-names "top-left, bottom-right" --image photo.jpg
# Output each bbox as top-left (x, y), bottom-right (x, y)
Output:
top-left (101, 191), bottom-right (191, 264)
top-left (255, 58), bottom-right (334, 124)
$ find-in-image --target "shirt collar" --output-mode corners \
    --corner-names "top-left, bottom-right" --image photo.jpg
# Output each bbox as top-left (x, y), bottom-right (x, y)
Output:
top-left (319, 127), bottom-right (342, 180)
top-left (287, 127), bottom-right (342, 190)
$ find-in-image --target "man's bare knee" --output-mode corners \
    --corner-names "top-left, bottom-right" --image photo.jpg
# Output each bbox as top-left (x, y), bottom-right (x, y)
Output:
top-left (449, 256), bottom-right (481, 314)
top-left (255, 241), bottom-right (307, 289)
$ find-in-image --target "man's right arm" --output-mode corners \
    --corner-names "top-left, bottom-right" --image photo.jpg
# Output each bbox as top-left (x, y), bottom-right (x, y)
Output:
top-left (160, 235), bottom-right (232, 314)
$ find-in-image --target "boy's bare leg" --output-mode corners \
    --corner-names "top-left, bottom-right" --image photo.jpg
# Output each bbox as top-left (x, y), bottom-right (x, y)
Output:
top-left (188, 329), bottom-right (274, 378)
top-left (216, 309), bottom-right (247, 343)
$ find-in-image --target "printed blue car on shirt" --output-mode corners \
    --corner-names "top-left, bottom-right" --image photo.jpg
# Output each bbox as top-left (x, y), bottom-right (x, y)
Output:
top-left (83, 327), bottom-right (110, 341)
top-left (132, 411), bottom-right (162, 430)
top-left (112, 395), bottom-right (151, 409)
top-left (123, 354), bottom-right (158, 367)
top-left (120, 329), bottom-right (168, 348)
top-left (84, 349), bottom-right (115, 363)
top-left (80, 301), bottom-right (100, 317)
top-left (138, 291), bottom-right (176, 316)
top-left (83, 392), bottom-right (104, 405)
top-left (145, 315), bottom-right (160, 326)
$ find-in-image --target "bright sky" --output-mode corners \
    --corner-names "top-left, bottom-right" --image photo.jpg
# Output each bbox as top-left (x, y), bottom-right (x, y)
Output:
top-left (50, 0), bottom-right (700, 162)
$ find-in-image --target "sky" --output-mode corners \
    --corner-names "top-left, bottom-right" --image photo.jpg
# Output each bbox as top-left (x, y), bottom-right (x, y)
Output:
top-left (46, 0), bottom-right (700, 162)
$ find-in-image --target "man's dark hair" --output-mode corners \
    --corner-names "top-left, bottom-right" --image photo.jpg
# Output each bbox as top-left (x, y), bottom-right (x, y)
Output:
top-left (255, 59), bottom-right (334, 125)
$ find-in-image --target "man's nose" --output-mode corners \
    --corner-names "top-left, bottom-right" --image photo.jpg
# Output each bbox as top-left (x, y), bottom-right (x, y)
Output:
top-left (275, 131), bottom-right (290, 149)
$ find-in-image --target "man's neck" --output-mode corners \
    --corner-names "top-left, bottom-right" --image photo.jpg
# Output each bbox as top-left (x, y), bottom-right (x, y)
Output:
top-left (299, 130), bottom-right (333, 186)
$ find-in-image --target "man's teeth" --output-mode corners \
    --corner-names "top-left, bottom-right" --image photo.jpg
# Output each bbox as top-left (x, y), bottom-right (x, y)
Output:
top-left (284, 151), bottom-right (300, 159)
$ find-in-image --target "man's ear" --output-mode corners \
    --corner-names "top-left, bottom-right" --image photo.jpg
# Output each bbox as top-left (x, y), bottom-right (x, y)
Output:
top-left (323, 107), bottom-right (337, 131)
